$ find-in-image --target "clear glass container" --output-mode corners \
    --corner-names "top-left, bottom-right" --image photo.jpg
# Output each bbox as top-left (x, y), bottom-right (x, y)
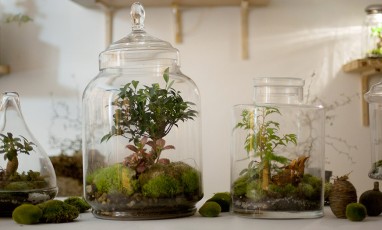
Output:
top-left (0, 92), bottom-right (57, 216)
top-left (362, 4), bottom-right (382, 58)
top-left (365, 81), bottom-right (382, 180)
top-left (82, 3), bottom-right (202, 220)
top-left (231, 78), bottom-right (325, 219)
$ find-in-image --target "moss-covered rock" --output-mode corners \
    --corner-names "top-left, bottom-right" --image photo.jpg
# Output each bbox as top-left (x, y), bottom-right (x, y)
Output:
top-left (12, 204), bottom-right (42, 224)
top-left (346, 203), bottom-right (366, 222)
top-left (139, 162), bottom-right (201, 198)
top-left (90, 163), bottom-right (138, 196)
top-left (199, 201), bottom-right (221, 217)
top-left (37, 200), bottom-right (79, 223)
top-left (64, 197), bottom-right (91, 213)
top-left (207, 192), bottom-right (231, 212)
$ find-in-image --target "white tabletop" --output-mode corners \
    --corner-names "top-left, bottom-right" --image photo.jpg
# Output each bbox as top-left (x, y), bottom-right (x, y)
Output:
top-left (1, 206), bottom-right (381, 230)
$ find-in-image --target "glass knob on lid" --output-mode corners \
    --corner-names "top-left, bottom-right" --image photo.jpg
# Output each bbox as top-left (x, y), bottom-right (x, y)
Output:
top-left (99, 2), bottom-right (180, 70)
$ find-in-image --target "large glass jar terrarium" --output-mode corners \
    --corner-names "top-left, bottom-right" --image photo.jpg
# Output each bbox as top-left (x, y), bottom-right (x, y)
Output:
top-left (0, 92), bottom-right (57, 216)
top-left (231, 78), bottom-right (325, 218)
top-left (362, 4), bottom-right (382, 58)
top-left (82, 3), bottom-right (203, 220)
top-left (365, 81), bottom-right (382, 180)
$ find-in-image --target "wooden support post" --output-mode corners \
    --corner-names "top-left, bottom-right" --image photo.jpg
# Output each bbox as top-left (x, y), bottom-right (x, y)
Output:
top-left (361, 75), bottom-right (370, 126)
top-left (172, 3), bottom-right (183, 44)
top-left (104, 7), bottom-right (114, 47)
top-left (241, 0), bottom-right (249, 59)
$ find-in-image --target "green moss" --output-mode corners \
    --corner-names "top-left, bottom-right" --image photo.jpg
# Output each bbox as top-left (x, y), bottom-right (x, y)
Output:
top-left (37, 200), bottom-right (79, 223)
top-left (246, 180), bottom-right (266, 201)
top-left (138, 162), bottom-right (201, 198)
top-left (199, 201), bottom-right (221, 217)
top-left (181, 167), bottom-right (200, 194)
top-left (207, 192), bottom-right (231, 212)
top-left (346, 203), bottom-right (367, 222)
top-left (142, 175), bottom-right (181, 198)
top-left (5, 181), bottom-right (32, 190)
top-left (12, 204), bottom-right (42, 225)
top-left (324, 182), bottom-right (332, 201)
top-left (232, 175), bottom-right (249, 197)
top-left (90, 164), bottom-right (137, 195)
top-left (268, 183), bottom-right (297, 198)
top-left (64, 197), bottom-right (91, 213)
top-left (300, 174), bottom-right (322, 200)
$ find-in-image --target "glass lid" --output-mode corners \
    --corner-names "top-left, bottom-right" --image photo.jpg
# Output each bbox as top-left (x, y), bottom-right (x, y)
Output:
top-left (99, 2), bottom-right (180, 70)
top-left (365, 81), bottom-right (382, 103)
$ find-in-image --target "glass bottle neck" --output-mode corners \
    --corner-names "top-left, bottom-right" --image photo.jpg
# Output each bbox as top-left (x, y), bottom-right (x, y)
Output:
top-left (253, 77), bottom-right (304, 105)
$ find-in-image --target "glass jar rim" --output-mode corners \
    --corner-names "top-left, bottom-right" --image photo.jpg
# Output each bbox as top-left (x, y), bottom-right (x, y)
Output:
top-left (253, 77), bottom-right (305, 87)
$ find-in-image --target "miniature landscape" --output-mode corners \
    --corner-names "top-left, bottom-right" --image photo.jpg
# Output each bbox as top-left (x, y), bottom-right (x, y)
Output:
top-left (85, 68), bottom-right (203, 218)
top-left (0, 132), bottom-right (56, 216)
top-left (232, 107), bottom-right (322, 214)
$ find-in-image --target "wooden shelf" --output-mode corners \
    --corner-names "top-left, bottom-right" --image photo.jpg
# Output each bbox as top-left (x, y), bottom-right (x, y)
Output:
top-left (72, 0), bottom-right (270, 9)
top-left (71, 0), bottom-right (270, 59)
top-left (342, 58), bottom-right (382, 126)
top-left (0, 65), bottom-right (10, 76)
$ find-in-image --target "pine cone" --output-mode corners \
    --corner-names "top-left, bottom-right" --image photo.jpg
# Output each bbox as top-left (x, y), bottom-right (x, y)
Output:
top-left (329, 175), bottom-right (357, 218)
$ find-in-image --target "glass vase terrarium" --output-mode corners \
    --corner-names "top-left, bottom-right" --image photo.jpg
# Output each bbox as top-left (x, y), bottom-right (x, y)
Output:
top-left (365, 81), bottom-right (382, 180)
top-left (82, 3), bottom-right (203, 220)
top-left (362, 4), bottom-right (382, 58)
top-left (231, 78), bottom-right (325, 218)
top-left (0, 92), bottom-right (57, 216)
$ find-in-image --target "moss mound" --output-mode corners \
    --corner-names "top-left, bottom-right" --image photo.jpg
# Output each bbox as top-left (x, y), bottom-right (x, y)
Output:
top-left (346, 203), bottom-right (367, 222)
top-left (12, 204), bottom-right (42, 224)
top-left (199, 201), bottom-right (221, 217)
top-left (207, 192), bottom-right (231, 212)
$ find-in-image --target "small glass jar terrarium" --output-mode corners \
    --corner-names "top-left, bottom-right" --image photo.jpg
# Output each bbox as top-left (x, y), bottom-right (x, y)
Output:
top-left (0, 92), bottom-right (57, 216)
top-left (365, 81), bottom-right (382, 180)
top-left (231, 78), bottom-right (325, 218)
top-left (82, 3), bottom-right (203, 220)
top-left (362, 4), bottom-right (382, 58)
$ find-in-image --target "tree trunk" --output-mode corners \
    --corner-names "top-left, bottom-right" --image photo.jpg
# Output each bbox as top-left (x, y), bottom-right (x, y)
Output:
top-left (262, 160), bottom-right (270, 191)
top-left (5, 157), bottom-right (18, 177)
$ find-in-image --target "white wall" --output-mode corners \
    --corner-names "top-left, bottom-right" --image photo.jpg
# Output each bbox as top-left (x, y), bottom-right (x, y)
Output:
top-left (0, 0), bottom-right (380, 198)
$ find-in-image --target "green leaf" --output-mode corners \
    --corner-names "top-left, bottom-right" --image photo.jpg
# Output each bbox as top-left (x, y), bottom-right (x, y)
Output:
top-left (163, 67), bottom-right (170, 83)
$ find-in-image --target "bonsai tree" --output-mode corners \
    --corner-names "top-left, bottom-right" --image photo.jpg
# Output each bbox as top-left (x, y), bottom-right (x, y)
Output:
top-left (102, 68), bottom-right (197, 174)
top-left (235, 107), bottom-right (297, 191)
top-left (0, 132), bottom-right (35, 178)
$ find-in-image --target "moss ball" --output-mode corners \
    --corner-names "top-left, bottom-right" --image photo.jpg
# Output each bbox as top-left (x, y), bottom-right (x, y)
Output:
top-left (37, 200), bottom-right (79, 223)
top-left (12, 204), bottom-right (42, 225)
top-left (64, 197), bottom-right (91, 213)
top-left (207, 192), bottom-right (231, 212)
top-left (198, 201), bottom-right (221, 217)
top-left (346, 203), bottom-right (367, 222)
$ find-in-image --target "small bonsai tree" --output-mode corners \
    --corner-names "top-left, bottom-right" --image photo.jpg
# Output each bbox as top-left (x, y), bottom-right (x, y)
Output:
top-left (0, 132), bottom-right (35, 178)
top-left (102, 68), bottom-right (197, 174)
top-left (235, 107), bottom-right (297, 191)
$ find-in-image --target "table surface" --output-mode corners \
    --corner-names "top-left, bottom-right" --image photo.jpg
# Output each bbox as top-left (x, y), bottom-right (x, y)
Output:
top-left (1, 206), bottom-right (381, 230)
